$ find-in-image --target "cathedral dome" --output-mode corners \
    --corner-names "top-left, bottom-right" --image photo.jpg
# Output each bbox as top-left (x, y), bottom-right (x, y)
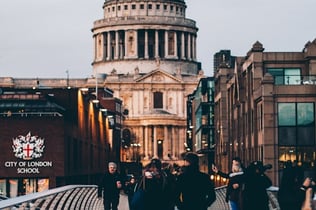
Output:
top-left (92, 0), bottom-right (199, 76)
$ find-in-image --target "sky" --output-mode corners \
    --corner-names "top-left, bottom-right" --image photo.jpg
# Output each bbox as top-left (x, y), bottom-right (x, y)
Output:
top-left (1, 0), bottom-right (316, 78)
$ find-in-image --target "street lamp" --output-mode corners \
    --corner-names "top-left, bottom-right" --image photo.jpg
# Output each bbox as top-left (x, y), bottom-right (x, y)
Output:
top-left (92, 72), bottom-right (99, 104)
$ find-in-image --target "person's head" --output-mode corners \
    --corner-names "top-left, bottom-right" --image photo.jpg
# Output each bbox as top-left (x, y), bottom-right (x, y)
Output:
top-left (232, 162), bottom-right (242, 173)
top-left (130, 177), bottom-right (135, 184)
top-left (144, 158), bottom-right (162, 178)
top-left (232, 157), bottom-right (242, 166)
top-left (231, 157), bottom-right (244, 171)
top-left (108, 162), bottom-right (117, 174)
top-left (149, 158), bottom-right (162, 172)
top-left (184, 152), bottom-right (199, 170)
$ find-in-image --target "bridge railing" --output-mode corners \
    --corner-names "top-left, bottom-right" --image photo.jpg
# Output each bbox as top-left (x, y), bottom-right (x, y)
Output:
top-left (0, 185), bottom-right (282, 210)
top-left (0, 185), bottom-right (102, 210)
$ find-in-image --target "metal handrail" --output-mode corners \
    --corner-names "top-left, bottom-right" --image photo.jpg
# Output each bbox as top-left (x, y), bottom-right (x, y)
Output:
top-left (2, 184), bottom-right (311, 210)
top-left (0, 185), bottom-right (97, 209)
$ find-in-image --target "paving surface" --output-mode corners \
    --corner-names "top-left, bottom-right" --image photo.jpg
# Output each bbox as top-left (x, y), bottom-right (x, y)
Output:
top-left (116, 187), bottom-right (280, 210)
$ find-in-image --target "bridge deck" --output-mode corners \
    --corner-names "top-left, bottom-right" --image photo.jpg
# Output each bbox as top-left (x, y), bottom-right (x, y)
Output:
top-left (0, 185), bottom-right (281, 210)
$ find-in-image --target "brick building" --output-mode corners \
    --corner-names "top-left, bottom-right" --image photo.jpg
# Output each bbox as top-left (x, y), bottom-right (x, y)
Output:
top-left (213, 39), bottom-right (316, 185)
top-left (0, 84), bottom-right (122, 197)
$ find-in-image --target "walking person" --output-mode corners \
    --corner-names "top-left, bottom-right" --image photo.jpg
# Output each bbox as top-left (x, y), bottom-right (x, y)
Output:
top-left (132, 158), bottom-right (176, 210)
top-left (242, 161), bottom-right (272, 210)
top-left (98, 162), bottom-right (122, 210)
top-left (278, 161), bottom-right (315, 210)
top-left (124, 175), bottom-right (137, 210)
top-left (175, 152), bottom-right (216, 210)
top-left (212, 157), bottom-right (245, 210)
top-left (278, 161), bottom-right (305, 210)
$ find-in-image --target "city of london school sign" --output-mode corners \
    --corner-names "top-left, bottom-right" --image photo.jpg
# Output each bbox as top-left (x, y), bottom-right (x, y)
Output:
top-left (4, 132), bottom-right (53, 174)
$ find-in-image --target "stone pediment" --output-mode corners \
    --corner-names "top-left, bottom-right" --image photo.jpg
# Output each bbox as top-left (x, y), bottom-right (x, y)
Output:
top-left (135, 69), bottom-right (182, 83)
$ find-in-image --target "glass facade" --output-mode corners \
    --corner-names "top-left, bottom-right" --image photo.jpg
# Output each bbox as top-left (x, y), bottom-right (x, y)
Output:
top-left (278, 102), bottom-right (315, 176)
top-left (0, 178), bottom-right (49, 197)
top-left (268, 68), bottom-right (301, 85)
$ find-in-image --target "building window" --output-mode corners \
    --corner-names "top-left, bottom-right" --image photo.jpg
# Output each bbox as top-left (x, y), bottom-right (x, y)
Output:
top-left (153, 92), bottom-right (163, 109)
top-left (257, 103), bottom-right (263, 131)
top-left (118, 5), bottom-right (121, 11)
top-left (132, 4), bottom-right (136, 9)
top-left (164, 5), bottom-right (167, 11)
top-left (148, 4), bottom-right (152, 9)
top-left (268, 68), bottom-right (301, 85)
top-left (140, 4), bottom-right (144, 9)
top-left (124, 5), bottom-right (128, 10)
top-left (156, 4), bottom-right (160, 10)
top-left (278, 102), bottom-right (315, 146)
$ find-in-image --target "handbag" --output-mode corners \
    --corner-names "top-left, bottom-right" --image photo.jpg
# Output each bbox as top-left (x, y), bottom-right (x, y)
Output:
top-left (131, 177), bottom-right (146, 210)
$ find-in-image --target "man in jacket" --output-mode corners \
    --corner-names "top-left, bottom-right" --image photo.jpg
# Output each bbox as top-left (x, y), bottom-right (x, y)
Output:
top-left (212, 157), bottom-right (244, 210)
top-left (98, 162), bottom-right (122, 210)
top-left (133, 158), bottom-right (176, 210)
top-left (175, 152), bottom-right (216, 210)
top-left (243, 161), bottom-right (272, 210)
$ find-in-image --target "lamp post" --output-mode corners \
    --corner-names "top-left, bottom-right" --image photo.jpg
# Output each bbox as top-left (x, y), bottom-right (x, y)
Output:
top-left (92, 71), bottom-right (99, 104)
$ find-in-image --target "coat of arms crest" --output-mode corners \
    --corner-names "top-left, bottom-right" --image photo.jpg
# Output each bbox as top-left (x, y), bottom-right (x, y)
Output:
top-left (12, 132), bottom-right (45, 160)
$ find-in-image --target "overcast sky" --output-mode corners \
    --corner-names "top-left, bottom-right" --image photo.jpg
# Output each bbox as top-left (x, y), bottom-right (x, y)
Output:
top-left (1, 0), bottom-right (316, 78)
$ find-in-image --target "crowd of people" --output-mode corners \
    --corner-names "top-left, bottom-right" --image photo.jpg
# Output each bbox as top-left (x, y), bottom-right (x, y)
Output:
top-left (97, 154), bottom-right (315, 210)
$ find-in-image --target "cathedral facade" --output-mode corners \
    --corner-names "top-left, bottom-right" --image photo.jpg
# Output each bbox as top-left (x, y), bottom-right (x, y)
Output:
top-left (91, 0), bottom-right (204, 164)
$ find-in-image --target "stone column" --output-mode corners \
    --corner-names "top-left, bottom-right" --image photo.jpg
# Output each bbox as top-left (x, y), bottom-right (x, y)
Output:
top-left (153, 126), bottom-right (158, 158)
top-left (135, 30), bottom-right (138, 58)
top-left (144, 126), bottom-right (149, 160)
top-left (96, 33), bottom-right (104, 61)
top-left (119, 32), bottom-right (124, 59)
top-left (192, 35), bottom-right (196, 60)
top-left (181, 32), bottom-right (185, 60)
top-left (103, 33), bottom-right (107, 60)
top-left (115, 31), bottom-right (119, 59)
top-left (155, 30), bottom-right (159, 58)
top-left (187, 33), bottom-right (191, 60)
top-left (107, 32), bottom-right (111, 60)
top-left (172, 126), bottom-right (176, 159)
top-left (174, 31), bottom-right (178, 59)
top-left (124, 30), bottom-right (128, 58)
top-left (163, 125), bottom-right (169, 159)
top-left (145, 30), bottom-right (149, 59)
top-left (164, 30), bottom-right (168, 58)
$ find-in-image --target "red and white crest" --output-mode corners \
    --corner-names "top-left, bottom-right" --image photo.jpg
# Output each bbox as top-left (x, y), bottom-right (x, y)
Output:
top-left (12, 132), bottom-right (45, 160)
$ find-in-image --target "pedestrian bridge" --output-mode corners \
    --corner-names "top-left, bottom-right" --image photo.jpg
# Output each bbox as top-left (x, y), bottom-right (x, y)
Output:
top-left (0, 185), bottom-right (280, 210)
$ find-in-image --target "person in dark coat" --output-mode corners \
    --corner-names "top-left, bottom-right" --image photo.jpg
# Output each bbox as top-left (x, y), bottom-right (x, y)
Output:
top-left (212, 157), bottom-right (244, 210)
top-left (175, 152), bottom-right (216, 210)
top-left (278, 161), bottom-right (312, 210)
top-left (133, 158), bottom-right (175, 210)
top-left (243, 161), bottom-right (272, 210)
top-left (278, 162), bottom-right (304, 210)
top-left (98, 162), bottom-right (122, 210)
top-left (124, 175), bottom-right (137, 210)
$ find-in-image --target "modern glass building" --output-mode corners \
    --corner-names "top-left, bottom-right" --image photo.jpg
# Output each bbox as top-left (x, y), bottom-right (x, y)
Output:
top-left (187, 77), bottom-right (215, 174)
